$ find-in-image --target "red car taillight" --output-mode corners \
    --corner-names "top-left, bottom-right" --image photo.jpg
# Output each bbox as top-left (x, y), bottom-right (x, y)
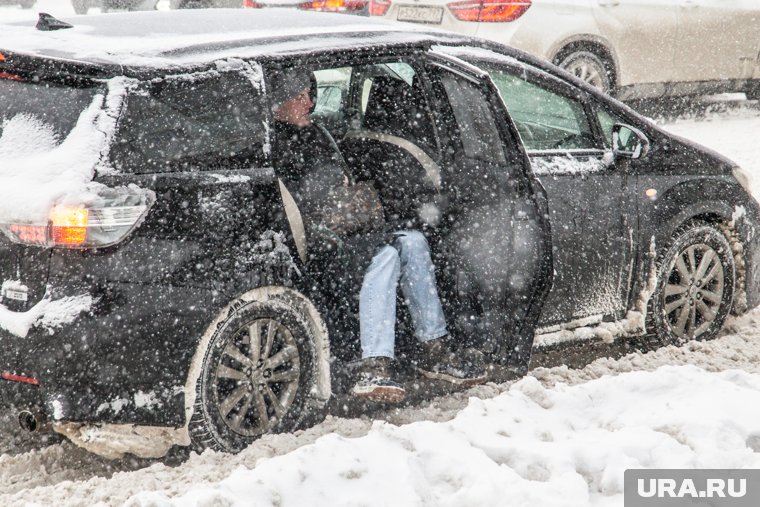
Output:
top-left (243, 0), bottom-right (262, 7)
top-left (1, 372), bottom-right (39, 386)
top-left (368, 0), bottom-right (390, 15)
top-left (299, 0), bottom-right (367, 11)
top-left (447, 0), bottom-right (530, 22)
top-left (0, 190), bottom-right (154, 249)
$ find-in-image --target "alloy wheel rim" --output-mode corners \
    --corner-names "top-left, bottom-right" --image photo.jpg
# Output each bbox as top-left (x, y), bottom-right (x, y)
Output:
top-left (212, 318), bottom-right (301, 437)
top-left (564, 57), bottom-right (609, 91)
top-left (662, 243), bottom-right (725, 340)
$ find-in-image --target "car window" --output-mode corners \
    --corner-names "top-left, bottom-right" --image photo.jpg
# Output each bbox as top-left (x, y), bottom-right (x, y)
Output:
top-left (438, 72), bottom-right (507, 165)
top-left (313, 67), bottom-right (352, 117)
top-left (0, 78), bottom-right (101, 153)
top-left (110, 72), bottom-right (268, 173)
top-left (488, 70), bottom-right (597, 151)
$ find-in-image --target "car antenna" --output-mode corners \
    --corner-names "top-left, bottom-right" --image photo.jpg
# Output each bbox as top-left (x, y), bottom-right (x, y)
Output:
top-left (36, 13), bottom-right (73, 31)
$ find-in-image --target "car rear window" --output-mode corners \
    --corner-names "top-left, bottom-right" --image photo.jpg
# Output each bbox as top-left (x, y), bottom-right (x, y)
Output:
top-left (0, 78), bottom-right (100, 153)
top-left (110, 71), bottom-right (269, 173)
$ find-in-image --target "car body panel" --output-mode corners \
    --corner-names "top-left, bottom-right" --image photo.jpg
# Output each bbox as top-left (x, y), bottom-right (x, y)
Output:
top-left (673, 0), bottom-right (760, 83)
top-left (591, 0), bottom-right (678, 87)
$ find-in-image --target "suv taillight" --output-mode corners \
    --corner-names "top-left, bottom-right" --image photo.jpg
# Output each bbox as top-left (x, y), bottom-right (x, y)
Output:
top-left (447, 0), bottom-right (530, 22)
top-left (0, 189), bottom-right (153, 249)
top-left (299, 0), bottom-right (367, 11)
top-left (243, 0), bottom-right (262, 7)
top-left (368, 0), bottom-right (390, 15)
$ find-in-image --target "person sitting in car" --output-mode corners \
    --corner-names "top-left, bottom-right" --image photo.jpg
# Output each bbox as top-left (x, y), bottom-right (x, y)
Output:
top-left (270, 67), bottom-right (487, 404)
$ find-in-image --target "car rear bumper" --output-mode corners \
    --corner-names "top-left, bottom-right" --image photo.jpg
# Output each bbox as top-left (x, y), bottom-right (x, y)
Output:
top-left (0, 281), bottom-right (218, 427)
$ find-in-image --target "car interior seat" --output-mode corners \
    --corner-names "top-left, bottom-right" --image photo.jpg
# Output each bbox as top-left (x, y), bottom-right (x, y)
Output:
top-left (340, 75), bottom-right (442, 226)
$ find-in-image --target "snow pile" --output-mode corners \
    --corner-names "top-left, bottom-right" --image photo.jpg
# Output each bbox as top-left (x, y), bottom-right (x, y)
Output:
top-left (124, 365), bottom-right (760, 507)
top-left (0, 77), bottom-right (134, 225)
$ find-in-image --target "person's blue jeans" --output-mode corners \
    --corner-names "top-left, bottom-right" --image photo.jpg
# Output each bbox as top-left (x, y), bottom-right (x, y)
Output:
top-left (359, 230), bottom-right (448, 359)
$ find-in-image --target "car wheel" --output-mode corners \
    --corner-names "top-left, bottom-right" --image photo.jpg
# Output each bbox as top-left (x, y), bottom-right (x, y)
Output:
top-left (19, 0), bottom-right (35, 8)
top-left (648, 222), bottom-right (735, 346)
top-left (189, 295), bottom-right (319, 453)
top-left (557, 50), bottom-right (613, 94)
top-left (71, 0), bottom-right (89, 14)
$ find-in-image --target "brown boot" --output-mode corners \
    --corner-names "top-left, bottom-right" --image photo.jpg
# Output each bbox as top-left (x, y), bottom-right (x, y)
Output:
top-left (351, 356), bottom-right (406, 403)
top-left (416, 338), bottom-right (487, 386)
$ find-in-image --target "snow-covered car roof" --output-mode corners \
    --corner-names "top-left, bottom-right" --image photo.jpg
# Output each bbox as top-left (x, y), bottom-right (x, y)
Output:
top-left (0, 10), bottom-right (471, 72)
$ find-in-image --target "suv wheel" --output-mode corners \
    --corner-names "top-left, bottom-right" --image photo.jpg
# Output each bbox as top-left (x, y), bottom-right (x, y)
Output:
top-left (19, 0), bottom-right (35, 8)
top-left (189, 295), bottom-right (319, 453)
top-left (71, 0), bottom-right (89, 14)
top-left (557, 50), bottom-right (613, 94)
top-left (648, 223), bottom-right (735, 346)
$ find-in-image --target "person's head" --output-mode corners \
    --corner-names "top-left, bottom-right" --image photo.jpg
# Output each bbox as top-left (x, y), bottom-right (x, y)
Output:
top-left (270, 68), bottom-right (314, 127)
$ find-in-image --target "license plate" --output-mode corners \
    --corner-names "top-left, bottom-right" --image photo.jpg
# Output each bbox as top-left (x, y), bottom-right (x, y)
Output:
top-left (397, 5), bottom-right (444, 24)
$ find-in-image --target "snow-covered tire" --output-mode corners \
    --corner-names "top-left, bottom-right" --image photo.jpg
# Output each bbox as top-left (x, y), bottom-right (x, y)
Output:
top-left (647, 222), bottom-right (735, 346)
top-left (19, 0), bottom-right (35, 9)
top-left (557, 49), bottom-right (613, 93)
top-left (189, 293), bottom-right (321, 454)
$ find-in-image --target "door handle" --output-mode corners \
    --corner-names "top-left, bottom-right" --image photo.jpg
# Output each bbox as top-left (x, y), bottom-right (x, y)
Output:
top-left (681, 0), bottom-right (698, 8)
top-left (597, 0), bottom-right (620, 6)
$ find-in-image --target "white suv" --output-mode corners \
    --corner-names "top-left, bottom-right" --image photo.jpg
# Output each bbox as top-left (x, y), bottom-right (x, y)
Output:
top-left (371, 0), bottom-right (760, 100)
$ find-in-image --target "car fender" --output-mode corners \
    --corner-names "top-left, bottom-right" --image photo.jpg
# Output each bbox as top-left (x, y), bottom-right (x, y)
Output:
top-left (548, 34), bottom-right (619, 81)
top-left (181, 285), bottom-right (332, 436)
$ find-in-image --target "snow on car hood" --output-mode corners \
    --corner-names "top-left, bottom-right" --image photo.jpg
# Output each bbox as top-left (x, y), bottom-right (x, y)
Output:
top-left (0, 77), bottom-right (138, 226)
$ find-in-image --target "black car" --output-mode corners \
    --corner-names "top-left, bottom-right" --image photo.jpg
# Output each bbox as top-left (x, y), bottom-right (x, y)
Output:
top-left (0, 10), bottom-right (758, 459)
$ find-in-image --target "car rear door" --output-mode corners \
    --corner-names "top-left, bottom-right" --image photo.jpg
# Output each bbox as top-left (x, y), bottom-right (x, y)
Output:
top-left (591, 0), bottom-right (678, 90)
top-left (423, 51), bottom-right (552, 365)
top-left (672, 0), bottom-right (760, 83)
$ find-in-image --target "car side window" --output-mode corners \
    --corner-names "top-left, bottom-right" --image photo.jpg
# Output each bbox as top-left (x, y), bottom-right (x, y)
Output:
top-left (110, 72), bottom-right (268, 173)
top-left (313, 67), bottom-right (352, 117)
top-left (488, 70), bottom-right (597, 152)
top-left (438, 72), bottom-right (507, 165)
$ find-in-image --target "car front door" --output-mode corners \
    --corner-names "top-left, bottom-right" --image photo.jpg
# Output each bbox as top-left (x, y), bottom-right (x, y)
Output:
top-left (591, 0), bottom-right (679, 91)
top-left (436, 46), bottom-right (635, 328)
top-left (672, 0), bottom-right (760, 83)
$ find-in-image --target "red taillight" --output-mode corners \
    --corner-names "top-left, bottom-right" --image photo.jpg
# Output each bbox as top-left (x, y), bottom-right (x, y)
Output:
top-left (447, 0), bottom-right (529, 22)
top-left (8, 224), bottom-right (47, 245)
top-left (243, 0), bottom-right (262, 7)
top-left (0, 72), bottom-right (21, 81)
top-left (1, 372), bottom-right (40, 386)
top-left (1, 197), bottom-right (153, 249)
top-left (299, 0), bottom-right (367, 11)
top-left (369, 0), bottom-right (390, 15)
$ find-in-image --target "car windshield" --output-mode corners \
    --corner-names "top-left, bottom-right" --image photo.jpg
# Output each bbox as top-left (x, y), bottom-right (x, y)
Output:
top-left (0, 77), bottom-right (101, 155)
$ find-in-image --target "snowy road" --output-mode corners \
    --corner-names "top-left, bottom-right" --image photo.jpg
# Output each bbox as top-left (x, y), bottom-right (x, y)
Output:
top-left (0, 97), bottom-right (752, 505)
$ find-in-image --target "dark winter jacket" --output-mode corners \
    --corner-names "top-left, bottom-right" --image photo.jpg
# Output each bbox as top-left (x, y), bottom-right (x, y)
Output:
top-left (273, 120), bottom-right (385, 286)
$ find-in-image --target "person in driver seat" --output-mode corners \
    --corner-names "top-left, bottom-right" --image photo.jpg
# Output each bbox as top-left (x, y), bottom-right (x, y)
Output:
top-left (270, 67), bottom-right (486, 404)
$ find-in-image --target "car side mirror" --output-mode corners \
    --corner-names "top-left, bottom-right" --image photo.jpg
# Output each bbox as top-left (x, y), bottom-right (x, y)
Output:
top-left (612, 123), bottom-right (650, 160)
